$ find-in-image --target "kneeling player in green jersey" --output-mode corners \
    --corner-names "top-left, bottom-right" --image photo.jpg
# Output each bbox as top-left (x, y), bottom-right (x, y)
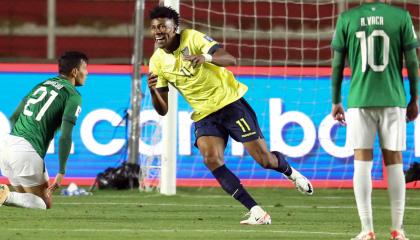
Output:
top-left (331, 1), bottom-right (418, 239)
top-left (147, 6), bottom-right (313, 225)
top-left (0, 51), bottom-right (88, 209)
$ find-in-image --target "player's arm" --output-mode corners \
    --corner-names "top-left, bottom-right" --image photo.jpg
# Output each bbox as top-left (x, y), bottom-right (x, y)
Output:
top-left (404, 48), bottom-right (419, 121)
top-left (330, 13), bottom-right (347, 124)
top-left (47, 95), bottom-right (81, 195)
top-left (183, 30), bottom-right (236, 67)
top-left (58, 120), bottom-right (74, 175)
top-left (148, 73), bottom-right (168, 116)
top-left (9, 99), bottom-right (26, 128)
top-left (331, 50), bottom-right (346, 124)
top-left (183, 45), bottom-right (236, 68)
top-left (47, 120), bottom-right (74, 196)
top-left (208, 47), bottom-right (237, 67)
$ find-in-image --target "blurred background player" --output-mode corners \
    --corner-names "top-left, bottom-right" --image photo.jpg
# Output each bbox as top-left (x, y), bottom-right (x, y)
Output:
top-left (331, 0), bottom-right (418, 239)
top-left (405, 161), bottom-right (420, 183)
top-left (0, 51), bottom-right (88, 209)
top-left (147, 6), bottom-right (313, 225)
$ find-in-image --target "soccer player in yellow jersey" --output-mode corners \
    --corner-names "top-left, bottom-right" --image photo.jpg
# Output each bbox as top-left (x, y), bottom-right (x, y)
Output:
top-left (148, 6), bottom-right (313, 225)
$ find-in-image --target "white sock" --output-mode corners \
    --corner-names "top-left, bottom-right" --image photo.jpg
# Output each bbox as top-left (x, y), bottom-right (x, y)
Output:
top-left (353, 160), bottom-right (374, 232)
top-left (250, 205), bottom-right (266, 216)
top-left (386, 164), bottom-right (405, 230)
top-left (5, 192), bottom-right (47, 210)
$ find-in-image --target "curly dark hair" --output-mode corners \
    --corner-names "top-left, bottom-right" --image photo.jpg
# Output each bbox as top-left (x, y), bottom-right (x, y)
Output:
top-left (150, 6), bottom-right (180, 27)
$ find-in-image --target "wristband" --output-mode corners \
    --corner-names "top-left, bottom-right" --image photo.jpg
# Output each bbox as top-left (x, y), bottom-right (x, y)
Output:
top-left (202, 53), bottom-right (213, 62)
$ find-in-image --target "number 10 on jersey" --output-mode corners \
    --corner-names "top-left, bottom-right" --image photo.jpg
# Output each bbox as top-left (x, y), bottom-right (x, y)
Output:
top-left (356, 30), bottom-right (389, 72)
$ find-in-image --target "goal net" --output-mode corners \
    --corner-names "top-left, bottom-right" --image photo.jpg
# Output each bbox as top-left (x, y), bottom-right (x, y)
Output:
top-left (139, 0), bottom-right (420, 190)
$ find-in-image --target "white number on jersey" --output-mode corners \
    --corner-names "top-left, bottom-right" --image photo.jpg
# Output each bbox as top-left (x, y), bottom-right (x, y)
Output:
top-left (356, 30), bottom-right (390, 72)
top-left (23, 86), bottom-right (59, 121)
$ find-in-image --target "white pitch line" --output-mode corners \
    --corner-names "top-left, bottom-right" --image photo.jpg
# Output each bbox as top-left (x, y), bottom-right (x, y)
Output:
top-left (56, 194), bottom-right (420, 201)
top-left (4, 228), bottom-right (420, 238)
top-left (3, 228), bottom-right (350, 236)
top-left (53, 202), bottom-right (420, 210)
top-left (54, 192), bottom-right (420, 201)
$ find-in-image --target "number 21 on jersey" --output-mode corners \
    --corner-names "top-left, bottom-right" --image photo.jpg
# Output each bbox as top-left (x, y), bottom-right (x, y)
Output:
top-left (23, 86), bottom-right (58, 121)
top-left (356, 30), bottom-right (389, 72)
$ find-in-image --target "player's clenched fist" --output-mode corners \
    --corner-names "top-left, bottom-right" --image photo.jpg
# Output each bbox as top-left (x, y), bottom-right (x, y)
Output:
top-left (148, 73), bottom-right (158, 90)
top-left (331, 103), bottom-right (346, 126)
top-left (406, 99), bottom-right (419, 122)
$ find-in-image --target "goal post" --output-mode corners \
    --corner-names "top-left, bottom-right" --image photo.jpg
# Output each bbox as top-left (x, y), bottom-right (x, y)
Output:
top-left (159, 0), bottom-right (179, 195)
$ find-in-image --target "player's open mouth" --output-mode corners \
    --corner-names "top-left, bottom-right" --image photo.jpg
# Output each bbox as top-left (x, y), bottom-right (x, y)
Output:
top-left (155, 36), bottom-right (165, 43)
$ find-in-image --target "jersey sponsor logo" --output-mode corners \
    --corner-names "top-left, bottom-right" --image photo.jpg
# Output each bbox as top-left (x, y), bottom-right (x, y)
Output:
top-left (203, 35), bottom-right (214, 42)
top-left (412, 26), bottom-right (418, 39)
top-left (75, 106), bottom-right (82, 117)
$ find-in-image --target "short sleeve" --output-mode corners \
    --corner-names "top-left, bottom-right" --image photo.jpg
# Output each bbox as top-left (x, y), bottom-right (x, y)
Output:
top-left (331, 14), bottom-right (346, 53)
top-left (149, 54), bottom-right (168, 89)
top-left (402, 11), bottom-right (419, 51)
top-left (62, 94), bottom-right (82, 125)
top-left (189, 29), bottom-right (219, 55)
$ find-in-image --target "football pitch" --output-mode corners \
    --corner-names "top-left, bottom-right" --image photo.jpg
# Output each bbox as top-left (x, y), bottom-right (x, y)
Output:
top-left (0, 188), bottom-right (419, 240)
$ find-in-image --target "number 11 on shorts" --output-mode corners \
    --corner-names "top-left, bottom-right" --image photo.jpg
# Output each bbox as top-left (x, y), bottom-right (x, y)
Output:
top-left (236, 118), bottom-right (251, 132)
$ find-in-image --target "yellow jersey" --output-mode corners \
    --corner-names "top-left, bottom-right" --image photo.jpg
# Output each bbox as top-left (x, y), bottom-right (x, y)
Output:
top-left (149, 29), bottom-right (248, 121)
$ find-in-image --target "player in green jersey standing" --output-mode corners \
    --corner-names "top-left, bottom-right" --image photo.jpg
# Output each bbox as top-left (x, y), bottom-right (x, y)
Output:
top-left (331, 1), bottom-right (418, 239)
top-left (147, 6), bottom-right (313, 225)
top-left (0, 51), bottom-right (88, 209)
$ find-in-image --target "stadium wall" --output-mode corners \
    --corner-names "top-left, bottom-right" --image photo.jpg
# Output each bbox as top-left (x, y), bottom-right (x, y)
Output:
top-left (0, 63), bottom-right (419, 189)
top-left (1, 0), bottom-right (418, 64)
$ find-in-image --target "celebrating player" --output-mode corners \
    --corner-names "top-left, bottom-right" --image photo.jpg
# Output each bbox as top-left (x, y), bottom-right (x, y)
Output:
top-left (331, 1), bottom-right (418, 239)
top-left (0, 51), bottom-right (88, 209)
top-left (147, 6), bottom-right (313, 225)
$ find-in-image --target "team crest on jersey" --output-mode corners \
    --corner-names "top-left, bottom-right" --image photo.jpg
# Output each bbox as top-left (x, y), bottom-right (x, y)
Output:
top-left (204, 35), bottom-right (214, 42)
top-left (181, 47), bottom-right (190, 56)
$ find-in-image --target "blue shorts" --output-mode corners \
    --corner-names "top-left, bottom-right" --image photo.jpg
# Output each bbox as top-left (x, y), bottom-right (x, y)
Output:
top-left (194, 98), bottom-right (264, 147)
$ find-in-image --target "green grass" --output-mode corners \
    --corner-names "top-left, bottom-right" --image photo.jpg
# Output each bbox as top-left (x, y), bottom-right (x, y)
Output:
top-left (0, 188), bottom-right (419, 240)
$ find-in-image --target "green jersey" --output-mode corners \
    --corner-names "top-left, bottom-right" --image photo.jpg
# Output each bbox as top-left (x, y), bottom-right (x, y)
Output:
top-left (331, 2), bottom-right (419, 107)
top-left (11, 76), bottom-right (82, 158)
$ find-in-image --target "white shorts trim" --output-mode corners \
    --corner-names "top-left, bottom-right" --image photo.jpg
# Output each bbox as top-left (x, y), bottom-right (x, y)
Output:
top-left (346, 107), bottom-right (406, 151)
top-left (0, 134), bottom-right (49, 187)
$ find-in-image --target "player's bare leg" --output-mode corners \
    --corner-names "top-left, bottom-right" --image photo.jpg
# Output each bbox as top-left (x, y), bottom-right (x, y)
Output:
top-left (243, 138), bottom-right (313, 195)
top-left (197, 136), bottom-right (271, 225)
top-left (383, 149), bottom-right (408, 240)
top-left (197, 136), bottom-right (225, 172)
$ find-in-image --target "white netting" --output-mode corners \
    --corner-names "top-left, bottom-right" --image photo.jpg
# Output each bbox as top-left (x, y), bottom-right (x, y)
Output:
top-left (140, 0), bottom-right (420, 189)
